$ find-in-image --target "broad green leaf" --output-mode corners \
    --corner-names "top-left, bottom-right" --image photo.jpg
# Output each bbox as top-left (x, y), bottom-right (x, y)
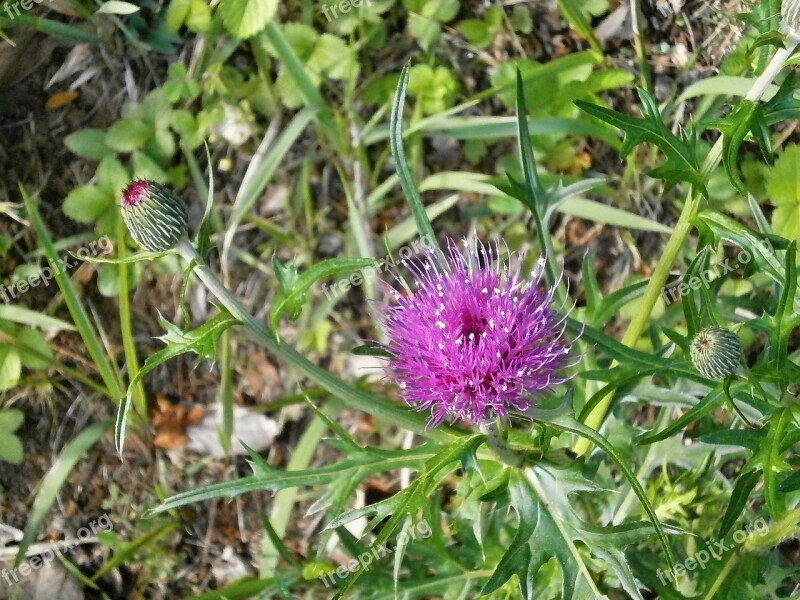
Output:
top-left (0, 430), bottom-right (23, 464)
top-left (165, 0), bottom-right (191, 31)
top-left (219, 0), bottom-right (278, 38)
top-left (0, 305), bottom-right (75, 332)
top-left (0, 408), bottom-right (23, 432)
top-left (307, 34), bottom-right (357, 81)
top-left (64, 128), bottom-right (110, 160)
top-left (105, 118), bottom-right (152, 152)
top-left (766, 145), bottom-right (800, 249)
top-left (63, 185), bottom-right (113, 224)
top-left (407, 65), bottom-right (459, 114)
top-left (0, 408), bottom-right (24, 463)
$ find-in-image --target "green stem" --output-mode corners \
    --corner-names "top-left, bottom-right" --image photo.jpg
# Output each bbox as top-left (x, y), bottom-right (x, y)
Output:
top-left (116, 216), bottom-right (147, 417)
top-left (24, 191), bottom-right (125, 401)
top-left (744, 506), bottom-right (800, 551)
top-left (173, 240), bottom-right (457, 441)
top-left (480, 421), bottom-right (523, 467)
top-left (574, 39), bottom-right (799, 456)
top-left (630, 0), bottom-right (653, 93)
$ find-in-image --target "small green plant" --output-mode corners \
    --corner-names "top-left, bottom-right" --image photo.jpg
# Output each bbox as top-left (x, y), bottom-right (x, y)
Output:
top-left (0, 408), bottom-right (23, 464)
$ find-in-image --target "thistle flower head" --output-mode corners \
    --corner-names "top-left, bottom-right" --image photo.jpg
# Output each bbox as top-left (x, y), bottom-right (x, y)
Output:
top-left (120, 180), bottom-right (188, 252)
top-left (381, 239), bottom-right (572, 427)
top-left (690, 326), bottom-right (742, 380)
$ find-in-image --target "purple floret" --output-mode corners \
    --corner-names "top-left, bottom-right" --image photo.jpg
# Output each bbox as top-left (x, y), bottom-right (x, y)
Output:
top-left (382, 239), bottom-right (571, 427)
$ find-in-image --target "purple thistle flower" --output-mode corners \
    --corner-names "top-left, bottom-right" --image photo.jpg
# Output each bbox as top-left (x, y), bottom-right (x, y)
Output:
top-left (382, 238), bottom-right (572, 427)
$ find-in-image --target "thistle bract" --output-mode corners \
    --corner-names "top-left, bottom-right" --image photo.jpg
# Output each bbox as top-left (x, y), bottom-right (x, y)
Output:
top-left (690, 327), bottom-right (742, 380)
top-left (382, 239), bottom-right (571, 427)
top-left (121, 180), bottom-right (188, 252)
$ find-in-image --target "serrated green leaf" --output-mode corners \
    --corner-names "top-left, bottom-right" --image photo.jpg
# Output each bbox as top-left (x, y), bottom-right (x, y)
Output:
top-left (637, 382), bottom-right (741, 444)
top-left (269, 257), bottom-right (376, 333)
top-left (576, 88), bottom-right (707, 196)
top-left (707, 100), bottom-right (758, 196)
top-left (151, 441), bottom-right (448, 513)
top-left (115, 311), bottom-right (239, 453)
top-left (529, 394), bottom-right (676, 572)
top-left (483, 467), bottom-right (653, 600)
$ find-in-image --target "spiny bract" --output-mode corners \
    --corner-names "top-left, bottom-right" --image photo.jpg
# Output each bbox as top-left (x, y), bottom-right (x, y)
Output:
top-left (690, 326), bottom-right (742, 380)
top-left (121, 180), bottom-right (188, 253)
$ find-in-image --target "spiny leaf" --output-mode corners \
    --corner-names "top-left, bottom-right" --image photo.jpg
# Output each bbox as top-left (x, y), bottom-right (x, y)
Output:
top-left (576, 88), bottom-right (707, 196)
top-left (717, 468), bottom-right (762, 538)
top-left (483, 466), bottom-right (659, 600)
top-left (115, 311), bottom-right (239, 454)
top-left (269, 257), bottom-right (377, 334)
top-left (707, 100), bottom-right (759, 196)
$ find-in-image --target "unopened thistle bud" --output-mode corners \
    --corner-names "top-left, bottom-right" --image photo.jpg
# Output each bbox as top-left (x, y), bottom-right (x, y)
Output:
top-left (120, 180), bottom-right (188, 252)
top-left (782, 0), bottom-right (800, 40)
top-left (690, 327), bottom-right (742, 380)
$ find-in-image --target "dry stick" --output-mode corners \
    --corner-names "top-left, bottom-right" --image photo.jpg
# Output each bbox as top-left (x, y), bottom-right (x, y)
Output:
top-left (574, 39), bottom-right (800, 456)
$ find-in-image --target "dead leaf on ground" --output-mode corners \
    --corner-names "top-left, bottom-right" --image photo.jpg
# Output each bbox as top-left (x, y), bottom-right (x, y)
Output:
top-left (151, 395), bottom-right (206, 450)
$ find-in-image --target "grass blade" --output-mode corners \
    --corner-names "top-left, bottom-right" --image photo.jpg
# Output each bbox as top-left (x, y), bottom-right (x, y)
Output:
top-left (22, 188), bottom-right (125, 401)
top-left (389, 62), bottom-right (442, 259)
top-left (15, 420), bottom-right (112, 567)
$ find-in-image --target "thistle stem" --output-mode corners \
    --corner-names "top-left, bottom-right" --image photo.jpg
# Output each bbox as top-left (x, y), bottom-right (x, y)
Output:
top-left (172, 239), bottom-right (455, 440)
top-left (574, 40), bottom-right (799, 456)
top-left (480, 421), bottom-right (523, 467)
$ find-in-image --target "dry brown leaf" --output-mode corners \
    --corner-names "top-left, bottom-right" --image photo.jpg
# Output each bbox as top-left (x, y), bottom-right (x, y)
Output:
top-left (45, 90), bottom-right (79, 111)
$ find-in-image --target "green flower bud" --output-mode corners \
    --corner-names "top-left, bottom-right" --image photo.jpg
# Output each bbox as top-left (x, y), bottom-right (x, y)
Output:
top-left (690, 327), bottom-right (742, 380)
top-left (120, 180), bottom-right (188, 252)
